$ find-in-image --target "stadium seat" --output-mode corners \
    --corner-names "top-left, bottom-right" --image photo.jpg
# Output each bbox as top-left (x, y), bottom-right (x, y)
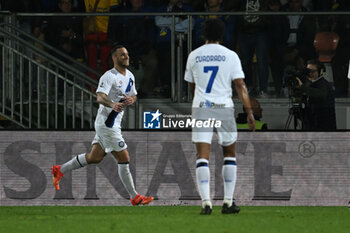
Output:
top-left (314, 32), bottom-right (339, 63)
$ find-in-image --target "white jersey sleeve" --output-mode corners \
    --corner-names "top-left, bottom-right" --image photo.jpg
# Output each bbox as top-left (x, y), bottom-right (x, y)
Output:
top-left (184, 53), bottom-right (195, 83)
top-left (96, 73), bottom-right (112, 95)
top-left (348, 60), bottom-right (350, 79)
top-left (230, 53), bottom-right (245, 80)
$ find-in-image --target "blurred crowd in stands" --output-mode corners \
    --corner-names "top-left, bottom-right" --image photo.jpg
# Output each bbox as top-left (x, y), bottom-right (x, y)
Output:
top-left (1, 0), bottom-right (349, 98)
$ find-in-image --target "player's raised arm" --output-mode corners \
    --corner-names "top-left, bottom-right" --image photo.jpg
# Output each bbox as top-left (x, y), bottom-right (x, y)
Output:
top-left (234, 78), bottom-right (255, 131)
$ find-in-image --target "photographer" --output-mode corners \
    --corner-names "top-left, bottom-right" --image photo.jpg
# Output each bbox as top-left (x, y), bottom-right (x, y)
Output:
top-left (295, 59), bottom-right (336, 130)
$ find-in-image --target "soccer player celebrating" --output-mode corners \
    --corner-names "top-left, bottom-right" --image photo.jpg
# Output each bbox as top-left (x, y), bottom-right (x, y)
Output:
top-left (51, 45), bottom-right (153, 206)
top-left (184, 19), bottom-right (255, 215)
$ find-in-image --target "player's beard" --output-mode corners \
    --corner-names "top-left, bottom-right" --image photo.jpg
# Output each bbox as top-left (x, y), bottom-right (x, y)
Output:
top-left (117, 59), bottom-right (129, 68)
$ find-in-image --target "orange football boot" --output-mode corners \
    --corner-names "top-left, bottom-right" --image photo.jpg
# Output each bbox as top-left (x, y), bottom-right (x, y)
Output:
top-left (51, 165), bottom-right (64, 190)
top-left (130, 194), bottom-right (154, 206)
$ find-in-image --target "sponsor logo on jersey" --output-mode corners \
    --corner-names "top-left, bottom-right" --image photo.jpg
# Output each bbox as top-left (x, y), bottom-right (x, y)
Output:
top-left (118, 80), bottom-right (123, 89)
top-left (199, 100), bottom-right (226, 108)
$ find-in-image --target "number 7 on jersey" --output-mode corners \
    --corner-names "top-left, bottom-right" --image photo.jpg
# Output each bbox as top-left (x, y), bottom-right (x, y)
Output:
top-left (204, 66), bottom-right (218, 93)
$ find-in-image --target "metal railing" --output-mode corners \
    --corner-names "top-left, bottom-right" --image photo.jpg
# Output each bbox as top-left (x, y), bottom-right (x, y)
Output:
top-left (12, 11), bottom-right (349, 103)
top-left (12, 10), bottom-right (350, 100)
top-left (1, 11), bottom-right (349, 129)
top-left (0, 19), bottom-right (98, 129)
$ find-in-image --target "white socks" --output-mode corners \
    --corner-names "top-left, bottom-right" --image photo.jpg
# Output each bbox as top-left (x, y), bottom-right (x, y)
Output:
top-left (222, 157), bottom-right (237, 207)
top-left (118, 163), bottom-right (138, 199)
top-left (196, 157), bottom-right (237, 208)
top-left (61, 153), bottom-right (88, 174)
top-left (60, 155), bottom-right (138, 199)
top-left (196, 158), bottom-right (211, 204)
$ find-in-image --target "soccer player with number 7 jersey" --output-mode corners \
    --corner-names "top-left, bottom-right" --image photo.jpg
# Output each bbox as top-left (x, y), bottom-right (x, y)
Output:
top-left (184, 19), bottom-right (255, 215)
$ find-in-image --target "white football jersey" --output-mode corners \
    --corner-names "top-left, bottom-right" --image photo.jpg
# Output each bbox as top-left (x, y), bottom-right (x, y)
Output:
top-left (184, 43), bottom-right (244, 108)
top-left (95, 68), bottom-right (137, 128)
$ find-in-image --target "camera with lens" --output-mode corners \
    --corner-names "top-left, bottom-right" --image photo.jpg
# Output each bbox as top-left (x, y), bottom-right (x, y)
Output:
top-left (284, 67), bottom-right (310, 105)
top-left (284, 67), bottom-right (311, 129)
top-left (285, 67), bottom-right (311, 90)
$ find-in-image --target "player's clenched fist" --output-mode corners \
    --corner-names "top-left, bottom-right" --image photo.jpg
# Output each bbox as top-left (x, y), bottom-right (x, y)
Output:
top-left (111, 102), bottom-right (124, 112)
top-left (122, 94), bottom-right (135, 106)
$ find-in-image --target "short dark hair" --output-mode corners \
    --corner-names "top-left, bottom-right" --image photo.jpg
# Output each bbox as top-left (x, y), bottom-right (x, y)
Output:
top-left (110, 44), bottom-right (125, 56)
top-left (307, 59), bottom-right (325, 74)
top-left (202, 18), bottom-right (225, 42)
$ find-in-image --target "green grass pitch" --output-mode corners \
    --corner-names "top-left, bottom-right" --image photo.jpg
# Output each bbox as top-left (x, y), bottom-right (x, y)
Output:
top-left (1, 206), bottom-right (349, 233)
